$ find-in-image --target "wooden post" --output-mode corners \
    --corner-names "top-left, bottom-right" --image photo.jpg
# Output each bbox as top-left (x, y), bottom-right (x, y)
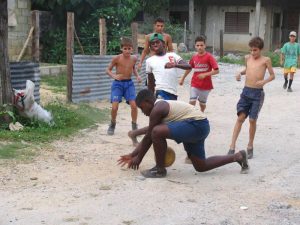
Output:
top-left (99, 18), bottom-right (106, 55)
top-left (66, 12), bottom-right (74, 102)
top-left (131, 22), bottom-right (138, 54)
top-left (0, 0), bottom-right (12, 105)
top-left (31, 10), bottom-right (39, 62)
top-left (17, 26), bottom-right (34, 61)
top-left (220, 29), bottom-right (224, 58)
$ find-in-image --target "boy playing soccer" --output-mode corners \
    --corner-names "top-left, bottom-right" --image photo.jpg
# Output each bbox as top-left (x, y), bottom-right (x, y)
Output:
top-left (179, 36), bottom-right (219, 112)
top-left (106, 37), bottom-right (141, 137)
top-left (280, 31), bottom-right (300, 92)
top-left (228, 37), bottom-right (275, 159)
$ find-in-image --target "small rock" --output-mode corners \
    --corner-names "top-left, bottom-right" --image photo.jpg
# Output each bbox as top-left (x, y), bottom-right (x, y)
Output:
top-left (30, 177), bottom-right (38, 181)
top-left (135, 176), bottom-right (146, 181)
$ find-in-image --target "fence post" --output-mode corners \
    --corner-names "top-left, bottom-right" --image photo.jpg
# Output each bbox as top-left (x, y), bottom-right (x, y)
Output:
top-left (66, 12), bottom-right (74, 102)
top-left (31, 10), bottom-right (39, 62)
top-left (131, 22), bottom-right (138, 54)
top-left (99, 18), bottom-right (107, 55)
top-left (220, 29), bottom-right (224, 58)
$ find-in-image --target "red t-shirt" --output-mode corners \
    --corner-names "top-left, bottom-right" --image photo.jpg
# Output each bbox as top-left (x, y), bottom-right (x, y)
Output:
top-left (189, 52), bottom-right (219, 90)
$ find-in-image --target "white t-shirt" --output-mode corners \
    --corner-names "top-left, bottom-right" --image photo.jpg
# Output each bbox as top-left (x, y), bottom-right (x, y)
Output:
top-left (146, 52), bottom-right (182, 95)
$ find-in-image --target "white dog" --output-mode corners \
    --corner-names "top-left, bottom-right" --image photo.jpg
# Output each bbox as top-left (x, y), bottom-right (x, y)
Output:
top-left (13, 80), bottom-right (53, 124)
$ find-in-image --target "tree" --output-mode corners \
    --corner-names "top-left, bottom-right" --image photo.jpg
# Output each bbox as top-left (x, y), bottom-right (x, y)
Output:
top-left (0, 0), bottom-right (12, 105)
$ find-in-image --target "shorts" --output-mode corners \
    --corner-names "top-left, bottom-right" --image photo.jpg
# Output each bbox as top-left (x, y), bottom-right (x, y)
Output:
top-left (111, 79), bottom-right (136, 103)
top-left (237, 86), bottom-right (265, 120)
top-left (284, 67), bottom-right (297, 74)
top-left (167, 118), bottom-right (210, 159)
top-left (190, 87), bottom-right (210, 105)
top-left (156, 90), bottom-right (178, 100)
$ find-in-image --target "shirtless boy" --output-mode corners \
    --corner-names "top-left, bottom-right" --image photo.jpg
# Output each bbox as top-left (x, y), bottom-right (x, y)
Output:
top-left (106, 37), bottom-right (141, 136)
top-left (227, 37), bottom-right (275, 159)
top-left (137, 17), bottom-right (173, 70)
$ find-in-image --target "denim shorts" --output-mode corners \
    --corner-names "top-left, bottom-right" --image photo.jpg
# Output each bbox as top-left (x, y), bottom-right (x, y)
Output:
top-left (111, 79), bottom-right (136, 103)
top-left (156, 90), bottom-right (178, 100)
top-left (167, 118), bottom-right (210, 159)
top-left (237, 86), bottom-right (265, 120)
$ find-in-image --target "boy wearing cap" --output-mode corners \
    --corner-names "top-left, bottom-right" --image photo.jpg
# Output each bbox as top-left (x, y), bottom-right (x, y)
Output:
top-left (137, 17), bottom-right (173, 70)
top-left (280, 31), bottom-right (300, 92)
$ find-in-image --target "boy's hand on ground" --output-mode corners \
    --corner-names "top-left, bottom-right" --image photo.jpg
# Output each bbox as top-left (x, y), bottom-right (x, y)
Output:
top-left (165, 62), bottom-right (176, 69)
top-left (236, 73), bottom-right (241, 81)
top-left (128, 156), bottom-right (141, 170)
top-left (117, 154), bottom-right (132, 167)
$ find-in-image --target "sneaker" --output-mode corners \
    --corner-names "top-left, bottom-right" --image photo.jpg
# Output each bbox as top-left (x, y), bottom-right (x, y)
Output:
top-left (283, 82), bottom-right (288, 89)
top-left (227, 149), bottom-right (235, 155)
top-left (287, 87), bottom-right (293, 92)
top-left (141, 166), bottom-right (167, 178)
top-left (107, 121), bottom-right (116, 135)
top-left (237, 150), bottom-right (249, 174)
top-left (247, 148), bottom-right (253, 159)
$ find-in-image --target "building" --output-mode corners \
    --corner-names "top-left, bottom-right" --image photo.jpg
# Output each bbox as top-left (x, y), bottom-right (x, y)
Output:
top-left (146, 0), bottom-right (300, 52)
top-left (8, 0), bottom-right (32, 60)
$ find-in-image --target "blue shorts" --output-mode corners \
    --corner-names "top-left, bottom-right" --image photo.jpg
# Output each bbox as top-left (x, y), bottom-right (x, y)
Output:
top-left (167, 119), bottom-right (210, 159)
top-left (111, 79), bottom-right (136, 103)
top-left (156, 90), bottom-right (178, 100)
top-left (237, 86), bottom-right (265, 120)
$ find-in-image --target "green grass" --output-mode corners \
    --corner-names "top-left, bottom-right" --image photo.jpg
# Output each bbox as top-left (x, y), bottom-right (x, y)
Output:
top-left (218, 55), bottom-right (244, 65)
top-left (0, 142), bottom-right (35, 160)
top-left (41, 74), bottom-right (67, 93)
top-left (0, 102), bottom-right (109, 143)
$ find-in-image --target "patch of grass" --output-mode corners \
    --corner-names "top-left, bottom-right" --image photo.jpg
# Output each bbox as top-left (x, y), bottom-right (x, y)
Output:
top-left (41, 74), bottom-right (67, 93)
top-left (0, 102), bottom-right (109, 143)
top-left (0, 142), bottom-right (35, 160)
top-left (179, 52), bottom-right (195, 61)
top-left (218, 56), bottom-right (244, 65)
top-left (265, 51), bottom-right (280, 67)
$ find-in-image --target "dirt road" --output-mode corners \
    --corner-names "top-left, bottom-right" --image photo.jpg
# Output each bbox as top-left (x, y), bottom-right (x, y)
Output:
top-left (0, 64), bottom-right (299, 225)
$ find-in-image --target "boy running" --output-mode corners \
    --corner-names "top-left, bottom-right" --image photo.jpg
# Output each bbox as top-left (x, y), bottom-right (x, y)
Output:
top-left (228, 37), bottom-right (275, 159)
top-left (179, 36), bottom-right (219, 112)
top-left (280, 31), bottom-right (300, 92)
top-left (106, 37), bottom-right (141, 137)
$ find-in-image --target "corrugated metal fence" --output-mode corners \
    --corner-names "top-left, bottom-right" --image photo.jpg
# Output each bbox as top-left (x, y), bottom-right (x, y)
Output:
top-left (72, 55), bottom-right (146, 103)
top-left (10, 61), bottom-right (41, 103)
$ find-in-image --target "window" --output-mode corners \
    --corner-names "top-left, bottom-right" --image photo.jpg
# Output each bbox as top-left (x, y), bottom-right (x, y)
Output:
top-left (225, 12), bottom-right (250, 33)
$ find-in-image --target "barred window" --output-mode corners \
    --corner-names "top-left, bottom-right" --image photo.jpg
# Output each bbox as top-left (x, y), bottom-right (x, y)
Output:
top-left (225, 12), bottom-right (250, 33)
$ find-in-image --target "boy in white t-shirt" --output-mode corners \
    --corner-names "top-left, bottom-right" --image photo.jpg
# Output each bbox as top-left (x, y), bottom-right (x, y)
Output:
top-left (146, 33), bottom-right (191, 100)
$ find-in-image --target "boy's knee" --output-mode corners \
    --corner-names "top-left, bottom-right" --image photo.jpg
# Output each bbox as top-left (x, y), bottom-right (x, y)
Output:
top-left (249, 118), bottom-right (256, 124)
top-left (237, 116), bottom-right (246, 123)
top-left (151, 126), bottom-right (163, 139)
top-left (111, 105), bottom-right (119, 111)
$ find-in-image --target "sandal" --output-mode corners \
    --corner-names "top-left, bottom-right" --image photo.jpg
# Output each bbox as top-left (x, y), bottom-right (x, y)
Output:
top-left (247, 148), bottom-right (253, 159)
top-left (141, 167), bottom-right (167, 178)
top-left (237, 150), bottom-right (249, 174)
top-left (227, 149), bottom-right (235, 155)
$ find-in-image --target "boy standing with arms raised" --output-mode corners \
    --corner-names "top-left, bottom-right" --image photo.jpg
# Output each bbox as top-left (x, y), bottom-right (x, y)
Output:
top-left (228, 37), bottom-right (275, 159)
top-left (179, 36), bottom-right (219, 112)
top-left (280, 31), bottom-right (300, 92)
top-left (106, 37), bottom-right (141, 136)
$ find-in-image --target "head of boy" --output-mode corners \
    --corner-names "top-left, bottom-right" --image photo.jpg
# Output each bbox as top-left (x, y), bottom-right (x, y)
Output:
top-left (195, 36), bottom-right (206, 54)
top-left (149, 33), bottom-right (165, 55)
top-left (248, 37), bottom-right (264, 59)
top-left (120, 37), bottom-right (133, 57)
top-left (289, 31), bottom-right (297, 42)
top-left (154, 17), bottom-right (165, 33)
top-left (135, 89), bottom-right (156, 116)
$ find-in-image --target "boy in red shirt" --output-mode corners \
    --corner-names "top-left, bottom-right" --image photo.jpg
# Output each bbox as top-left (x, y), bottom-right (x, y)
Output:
top-left (180, 36), bottom-right (219, 112)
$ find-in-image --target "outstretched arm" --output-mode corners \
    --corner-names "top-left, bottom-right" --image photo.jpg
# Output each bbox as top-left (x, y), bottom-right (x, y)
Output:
top-left (166, 35), bottom-right (174, 52)
top-left (138, 35), bottom-right (150, 70)
top-left (165, 59), bottom-right (192, 70)
top-left (106, 57), bottom-right (118, 80)
top-left (147, 73), bottom-right (155, 93)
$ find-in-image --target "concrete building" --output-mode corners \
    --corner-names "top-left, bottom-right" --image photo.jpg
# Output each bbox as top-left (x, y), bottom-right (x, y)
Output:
top-left (147, 0), bottom-right (300, 52)
top-left (8, 0), bottom-right (32, 60)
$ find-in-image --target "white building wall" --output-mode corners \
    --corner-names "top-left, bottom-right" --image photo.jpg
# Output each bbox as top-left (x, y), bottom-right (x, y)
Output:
top-left (205, 5), bottom-right (267, 52)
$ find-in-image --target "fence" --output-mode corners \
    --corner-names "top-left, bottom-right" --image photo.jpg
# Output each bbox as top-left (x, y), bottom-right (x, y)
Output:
top-left (72, 55), bottom-right (146, 103)
top-left (10, 61), bottom-right (41, 103)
